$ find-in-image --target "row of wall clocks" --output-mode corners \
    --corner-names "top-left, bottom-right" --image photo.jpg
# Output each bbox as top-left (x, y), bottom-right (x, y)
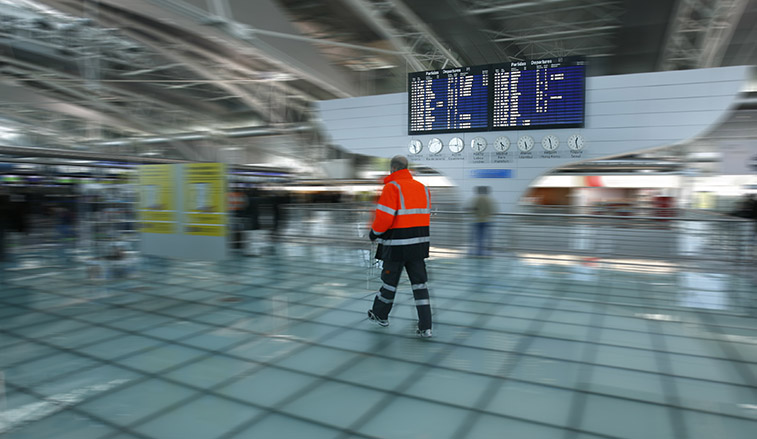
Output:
top-left (408, 134), bottom-right (585, 155)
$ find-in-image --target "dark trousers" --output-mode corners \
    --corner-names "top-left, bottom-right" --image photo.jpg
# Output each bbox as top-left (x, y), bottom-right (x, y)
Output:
top-left (473, 222), bottom-right (490, 256)
top-left (371, 259), bottom-right (431, 330)
top-left (0, 224), bottom-right (5, 261)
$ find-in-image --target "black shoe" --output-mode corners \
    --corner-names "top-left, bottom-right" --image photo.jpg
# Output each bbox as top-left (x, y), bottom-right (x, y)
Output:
top-left (367, 310), bottom-right (389, 327)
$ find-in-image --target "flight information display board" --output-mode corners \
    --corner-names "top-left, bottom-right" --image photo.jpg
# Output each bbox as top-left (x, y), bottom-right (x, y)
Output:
top-left (491, 59), bottom-right (585, 129)
top-left (407, 57), bottom-right (585, 134)
top-left (408, 65), bottom-right (490, 134)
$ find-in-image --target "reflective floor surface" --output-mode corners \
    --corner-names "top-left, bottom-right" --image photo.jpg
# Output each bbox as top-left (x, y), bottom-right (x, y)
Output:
top-left (1, 244), bottom-right (757, 439)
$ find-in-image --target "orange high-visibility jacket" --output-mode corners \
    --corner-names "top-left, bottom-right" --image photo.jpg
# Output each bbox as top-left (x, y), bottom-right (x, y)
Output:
top-left (371, 169), bottom-right (430, 261)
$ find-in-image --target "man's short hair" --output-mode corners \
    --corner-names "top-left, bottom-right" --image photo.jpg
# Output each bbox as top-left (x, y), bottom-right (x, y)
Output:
top-left (390, 155), bottom-right (408, 171)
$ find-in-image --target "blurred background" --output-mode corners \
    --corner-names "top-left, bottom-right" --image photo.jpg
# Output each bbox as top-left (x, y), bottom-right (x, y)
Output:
top-left (0, 0), bottom-right (755, 262)
top-left (1, 1), bottom-right (757, 438)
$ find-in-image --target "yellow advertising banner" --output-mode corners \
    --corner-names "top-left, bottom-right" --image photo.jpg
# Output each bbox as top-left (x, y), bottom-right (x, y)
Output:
top-left (137, 165), bottom-right (176, 234)
top-left (184, 163), bottom-right (227, 236)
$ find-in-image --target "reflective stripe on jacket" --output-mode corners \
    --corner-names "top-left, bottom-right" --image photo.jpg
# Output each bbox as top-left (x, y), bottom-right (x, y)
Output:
top-left (371, 168), bottom-right (430, 261)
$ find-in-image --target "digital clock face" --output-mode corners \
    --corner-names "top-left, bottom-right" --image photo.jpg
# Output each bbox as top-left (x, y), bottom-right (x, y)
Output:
top-left (471, 136), bottom-right (487, 152)
top-left (493, 136), bottom-right (510, 152)
top-left (517, 135), bottom-right (534, 152)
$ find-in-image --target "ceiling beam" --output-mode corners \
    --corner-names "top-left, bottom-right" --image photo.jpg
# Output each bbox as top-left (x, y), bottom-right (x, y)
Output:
top-left (145, 0), bottom-right (357, 98)
top-left (337, 0), bottom-right (463, 71)
top-left (493, 25), bottom-right (620, 43)
top-left (659, 0), bottom-right (750, 70)
top-left (469, 0), bottom-right (574, 15)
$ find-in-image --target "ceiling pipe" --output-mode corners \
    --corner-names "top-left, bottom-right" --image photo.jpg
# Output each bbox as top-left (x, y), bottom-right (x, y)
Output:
top-left (86, 124), bottom-right (315, 148)
top-left (0, 143), bottom-right (295, 173)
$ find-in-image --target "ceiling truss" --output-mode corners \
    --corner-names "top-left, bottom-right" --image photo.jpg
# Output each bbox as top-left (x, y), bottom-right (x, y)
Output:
top-left (659, 0), bottom-right (750, 70)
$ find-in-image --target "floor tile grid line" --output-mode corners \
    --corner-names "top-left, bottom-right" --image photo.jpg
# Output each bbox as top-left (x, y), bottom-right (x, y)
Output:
top-left (6, 276), bottom-right (757, 398)
top-left (0, 254), bottom-right (352, 296)
top-left (0, 316), bottom-right (61, 338)
top-left (504, 247), bottom-right (752, 269)
top-left (0, 280), bottom-right (384, 376)
top-left (487, 260), bottom-right (756, 315)
top-left (550, 286), bottom-right (754, 321)
top-left (8, 249), bottom-right (752, 304)
top-left (3, 314), bottom-right (383, 439)
top-left (335, 270), bottom-right (551, 439)
top-left (630, 273), bottom-right (692, 439)
top-left (5, 264), bottom-right (523, 341)
top-left (449, 280), bottom-right (581, 439)
top-left (2, 266), bottom-right (546, 438)
top-left (0, 308), bottom-right (63, 331)
top-left (229, 278), bottom-right (757, 368)
top-left (5, 278), bottom-right (757, 396)
top-left (4, 290), bottom-right (751, 428)
top-left (0, 277), bottom-right (351, 372)
top-left (600, 274), bottom-right (753, 295)
top-left (92, 289), bottom-right (458, 439)
top-left (0, 334), bottom-right (27, 352)
top-left (0, 319), bottom-right (93, 345)
top-left (129, 260), bottom-right (757, 355)
top-left (0, 288), bottom-right (194, 325)
top-left (0, 288), bottom-right (205, 331)
top-left (206, 259), bottom-right (757, 328)
top-left (10, 299), bottom-right (757, 424)
top-left (0, 286), bottom-right (59, 302)
top-left (0, 284), bottom-right (672, 376)
top-left (0, 290), bottom-right (28, 303)
top-left (0, 281), bottom-right (280, 342)
top-left (7, 254), bottom-right (752, 334)
top-left (5, 270), bottom-right (756, 418)
top-left (0, 264), bottom-right (428, 436)
top-left (564, 283), bottom-right (609, 439)
top-left (414, 279), bottom-right (757, 350)
top-left (214, 333), bottom-right (407, 439)
top-left (0, 302), bottom-right (217, 373)
top-left (646, 314), bottom-right (691, 439)
top-left (692, 310), bottom-right (757, 391)
top-left (98, 347), bottom-right (387, 439)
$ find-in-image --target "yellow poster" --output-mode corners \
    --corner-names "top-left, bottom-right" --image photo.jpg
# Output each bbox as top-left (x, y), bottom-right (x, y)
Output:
top-left (137, 165), bottom-right (176, 234)
top-left (184, 163), bottom-right (227, 236)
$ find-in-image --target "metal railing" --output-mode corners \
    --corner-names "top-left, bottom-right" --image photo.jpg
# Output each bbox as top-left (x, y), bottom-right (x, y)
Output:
top-left (277, 204), bottom-right (756, 274)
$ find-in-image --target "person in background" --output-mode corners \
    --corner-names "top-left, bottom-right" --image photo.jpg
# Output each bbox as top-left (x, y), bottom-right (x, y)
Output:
top-left (0, 188), bottom-right (9, 262)
top-left (731, 194), bottom-right (757, 230)
top-left (367, 155), bottom-right (433, 338)
top-left (469, 185), bottom-right (496, 256)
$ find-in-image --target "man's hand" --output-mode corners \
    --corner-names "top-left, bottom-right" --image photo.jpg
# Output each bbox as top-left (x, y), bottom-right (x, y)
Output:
top-left (369, 230), bottom-right (378, 242)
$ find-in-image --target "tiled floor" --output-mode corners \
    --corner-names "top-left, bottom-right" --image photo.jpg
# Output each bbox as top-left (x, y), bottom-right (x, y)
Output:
top-left (1, 243), bottom-right (757, 438)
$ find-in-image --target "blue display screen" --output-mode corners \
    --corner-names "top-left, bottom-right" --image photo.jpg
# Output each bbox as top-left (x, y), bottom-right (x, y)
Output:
top-left (407, 58), bottom-right (585, 134)
top-left (491, 60), bottom-right (585, 129)
top-left (408, 65), bottom-right (490, 134)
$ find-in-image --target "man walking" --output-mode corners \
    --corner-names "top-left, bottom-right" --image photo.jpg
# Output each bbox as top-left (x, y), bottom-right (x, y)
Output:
top-left (367, 155), bottom-right (432, 338)
top-left (469, 186), bottom-right (496, 256)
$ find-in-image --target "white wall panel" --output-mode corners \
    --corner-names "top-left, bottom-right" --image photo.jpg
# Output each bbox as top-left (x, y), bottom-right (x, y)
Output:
top-left (317, 66), bottom-right (750, 212)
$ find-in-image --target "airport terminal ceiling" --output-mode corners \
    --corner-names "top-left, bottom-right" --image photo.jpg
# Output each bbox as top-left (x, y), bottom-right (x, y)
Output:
top-left (0, 0), bottom-right (755, 172)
